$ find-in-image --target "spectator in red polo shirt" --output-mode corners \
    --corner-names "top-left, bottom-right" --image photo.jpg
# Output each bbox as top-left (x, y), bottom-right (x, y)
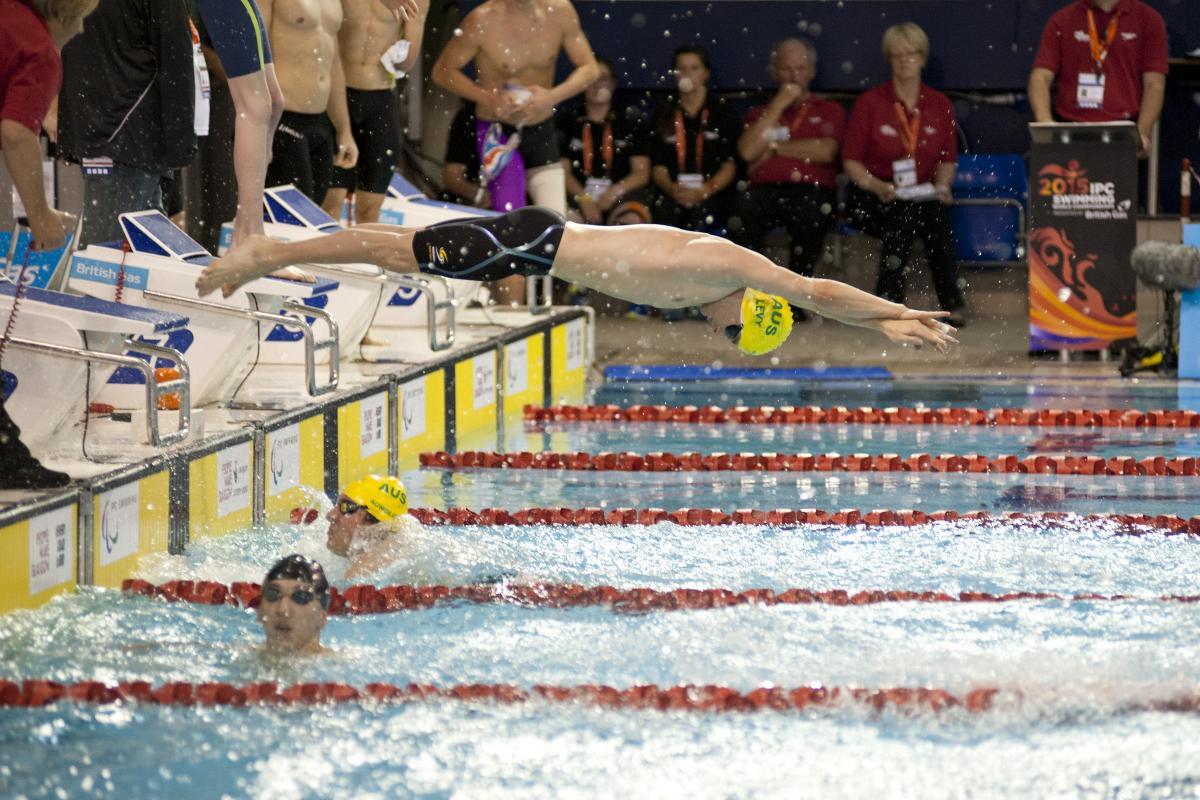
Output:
top-left (1028, 0), bottom-right (1168, 156)
top-left (733, 38), bottom-right (845, 286)
top-left (1, 0), bottom-right (94, 251)
top-left (842, 22), bottom-right (965, 325)
top-left (1, 0), bottom-right (95, 491)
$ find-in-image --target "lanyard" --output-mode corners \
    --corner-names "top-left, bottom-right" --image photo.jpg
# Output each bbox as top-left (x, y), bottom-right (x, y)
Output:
top-left (786, 102), bottom-right (810, 140)
top-left (581, 118), bottom-right (614, 176)
top-left (675, 107), bottom-right (709, 174)
top-left (892, 102), bottom-right (921, 158)
top-left (1086, 7), bottom-right (1121, 73)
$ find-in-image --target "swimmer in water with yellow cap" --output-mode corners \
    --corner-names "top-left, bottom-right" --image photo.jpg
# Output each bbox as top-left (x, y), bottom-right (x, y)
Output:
top-left (325, 474), bottom-right (411, 580)
top-left (197, 207), bottom-right (957, 355)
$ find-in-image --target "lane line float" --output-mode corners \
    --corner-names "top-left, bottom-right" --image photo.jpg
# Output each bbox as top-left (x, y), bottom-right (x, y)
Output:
top-left (420, 450), bottom-right (1200, 477)
top-left (120, 579), bottom-right (1200, 615)
top-left (525, 404), bottom-right (1200, 429)
top-left (5, 679), bottom-right (1200, 715)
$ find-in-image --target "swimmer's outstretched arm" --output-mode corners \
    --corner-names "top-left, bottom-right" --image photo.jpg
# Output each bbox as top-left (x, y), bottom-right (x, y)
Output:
top-left (719, 240), bottom-right (958, 347)
top-left (681, 234), bottom-right (944, 325)
top-left (196, 226), bottom-right (418, 297)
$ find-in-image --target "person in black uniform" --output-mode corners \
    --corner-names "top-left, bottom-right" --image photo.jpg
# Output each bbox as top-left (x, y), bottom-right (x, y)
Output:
top-left (555, 55), bottom-right (652, 225)
top-left (440, 105), bottom-right (492, 209)
top-left (649, 44), bottom-right (739, 233)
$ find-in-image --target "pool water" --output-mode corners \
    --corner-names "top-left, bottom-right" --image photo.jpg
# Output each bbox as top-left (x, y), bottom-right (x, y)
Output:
top-left (2, 377), bottom-right (1199, 799)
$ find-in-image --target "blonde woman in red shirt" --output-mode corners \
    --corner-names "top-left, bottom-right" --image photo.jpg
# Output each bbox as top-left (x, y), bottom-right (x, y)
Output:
top-left (842, 22), bottom-right (965, 326)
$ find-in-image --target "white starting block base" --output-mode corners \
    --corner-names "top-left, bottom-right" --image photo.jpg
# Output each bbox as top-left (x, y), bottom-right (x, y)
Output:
top-left (358, 323), bottom-right (506, 363)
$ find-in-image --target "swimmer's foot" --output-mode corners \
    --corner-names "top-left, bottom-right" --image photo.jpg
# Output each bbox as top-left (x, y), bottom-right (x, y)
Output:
top-left (269, 265), bottom-right (316, 283)
top-left (196, 235), bottom-right (275, 297)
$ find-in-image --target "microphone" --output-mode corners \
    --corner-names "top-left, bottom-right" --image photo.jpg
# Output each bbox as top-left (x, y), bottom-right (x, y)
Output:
top-left (1130, 241), bottom-right (1200, 292)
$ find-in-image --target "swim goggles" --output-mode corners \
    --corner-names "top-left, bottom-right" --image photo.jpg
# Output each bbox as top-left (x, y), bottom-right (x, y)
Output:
top-left (262, 585), bottom-right (317, 605)
top-left (336, 498), bottom-right (368, 516)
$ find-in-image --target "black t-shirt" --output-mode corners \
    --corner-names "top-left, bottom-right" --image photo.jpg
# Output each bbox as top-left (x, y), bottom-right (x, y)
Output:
top-left (649, 96), bottom-right (739, 180)
top-left (445, 105), bottom-right (480, 183)
top-left (555, 107), bottom-right (651, 186)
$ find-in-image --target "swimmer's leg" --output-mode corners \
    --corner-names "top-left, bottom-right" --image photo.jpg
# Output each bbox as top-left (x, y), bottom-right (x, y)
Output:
top-left (227, 67), bottom-right (285, 246)
top-left (196, 226), bottom-right (418, 297)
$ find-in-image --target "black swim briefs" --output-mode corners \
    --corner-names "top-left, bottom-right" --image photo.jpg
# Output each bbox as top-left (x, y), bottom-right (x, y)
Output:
top-left (412, 207), bottom-right (565, 281)
top-left (332, 88), bottom-right (401, 195)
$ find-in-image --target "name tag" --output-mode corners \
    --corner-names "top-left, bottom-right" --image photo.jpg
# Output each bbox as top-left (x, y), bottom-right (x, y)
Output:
top-left (584, 177), bottom-right (612, 198)
top-left (677, 173), bottom-right (704, 190)
top-left (1076, 73), bottom-right (1105, 110)
top-left (193, 49), bottom-right (211, 137)
top-left (892, 158), bottom-right (918, 189)
top-left (769, 125), bottom-right (790, 142)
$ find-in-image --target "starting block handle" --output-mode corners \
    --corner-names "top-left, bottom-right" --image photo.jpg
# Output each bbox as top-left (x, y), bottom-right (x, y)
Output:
top-left (389, 274), bottom-right (457, 352)
top-left (281, 300), bottom-right (340, 395)
top-left (526, 275), bottom-right (553, 314)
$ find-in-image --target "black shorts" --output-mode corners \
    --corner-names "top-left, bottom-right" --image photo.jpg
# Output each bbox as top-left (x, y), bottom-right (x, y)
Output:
top-left (266, 110), bottom-right (335, 202)
top-left (332, 88), bottom-right (401, 194)
top-left (484, 116), bottom-right (559, 169)
top-left (413, 207), bottom-right (565, 281)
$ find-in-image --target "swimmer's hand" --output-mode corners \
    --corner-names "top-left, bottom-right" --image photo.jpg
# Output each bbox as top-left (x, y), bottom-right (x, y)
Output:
top-left (871, 316), bottom-right (958, 353)
top-left (512, 85), bottom-right (555, 126)
top-left (380, 0), bottom-right (420, 21)
top-left (195, 235), bottom-right (274, 298)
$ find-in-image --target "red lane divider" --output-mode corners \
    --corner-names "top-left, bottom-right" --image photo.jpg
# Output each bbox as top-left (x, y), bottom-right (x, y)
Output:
top-left (399, 506), bottom-right (1200, 534)
top-left (5, 678), bottom-right (1200, 715)
top-left (120, 579), bottom-right (1200, 616)
top-left (419, 449), bottom-right (1200, 477)
top-left (525, 403), bottom-right (1200, 429)
top-left (0, 678), bottom-right (1013, 714)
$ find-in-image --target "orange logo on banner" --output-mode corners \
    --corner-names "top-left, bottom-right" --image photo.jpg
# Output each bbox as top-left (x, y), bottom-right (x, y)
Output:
top-left (1037, 160), bottom-right (1090, 196)
top-left (1028, 226), bottom-right (1135, 345)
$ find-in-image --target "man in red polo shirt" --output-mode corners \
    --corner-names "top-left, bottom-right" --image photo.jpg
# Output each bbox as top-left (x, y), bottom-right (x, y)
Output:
top-left (1, 0), bottom-right (95, 490)
top-left (733, 38), bottom-right (846, 283)
top-left (1028, 0), bottom-right (1168, 156)
top-left (1, 0), bottom-right (92, 250)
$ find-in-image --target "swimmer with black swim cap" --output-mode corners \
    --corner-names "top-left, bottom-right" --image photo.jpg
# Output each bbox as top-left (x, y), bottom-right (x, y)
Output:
top-left (197, 207), bottom-right (958, 354)
top-left (258, 554), bottom-right (331, 655)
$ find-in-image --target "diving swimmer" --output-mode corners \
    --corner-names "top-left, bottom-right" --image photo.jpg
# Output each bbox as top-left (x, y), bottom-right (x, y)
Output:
top-left (195, 207), bottom-right (959, 354)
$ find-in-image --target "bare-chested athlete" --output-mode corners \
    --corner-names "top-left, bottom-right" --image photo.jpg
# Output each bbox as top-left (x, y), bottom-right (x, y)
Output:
top-left (261, 0), bottom-right (357, 204)
top-left (321, 0), bottom-right (428, 224)
top-left (432, 0), bottom-right (598, 301)
top-left (195, 207), bottom-right (958, 354)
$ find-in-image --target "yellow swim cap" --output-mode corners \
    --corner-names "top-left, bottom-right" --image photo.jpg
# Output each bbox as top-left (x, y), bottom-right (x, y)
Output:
top-left (342, 474), bottom-right (408, 521)
top-left (737, 289), bottom-right (793, 355)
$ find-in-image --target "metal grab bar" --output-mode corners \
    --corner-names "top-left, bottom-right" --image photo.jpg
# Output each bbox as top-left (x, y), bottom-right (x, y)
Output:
top-left (281, 300), bottom-right (339, 395)
top-left (948, 197), bottom-right (1028, 263)
top-left (526, 275), bottom-right (553, 315)
top-left (141, 289), bottom-right (340, 397)
top-left (5, 335), bottom-right (191, 447)
top-left (388, 274), bottom-right (457, 351)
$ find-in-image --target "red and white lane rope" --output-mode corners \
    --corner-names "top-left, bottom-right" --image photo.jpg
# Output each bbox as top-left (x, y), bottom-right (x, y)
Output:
top-left (0, 678), bottom-right (999, 712)
top-left (420, 450), bottom-right (1200, 477)
top-left (525, 404), bottom-right (1200, 429)
top-left (378, 506), bottom-right (1200, 533)
top-left (4, 679), bottom-right (1200, 715)
top-left (120, 579), bottom-right (1200, 616)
